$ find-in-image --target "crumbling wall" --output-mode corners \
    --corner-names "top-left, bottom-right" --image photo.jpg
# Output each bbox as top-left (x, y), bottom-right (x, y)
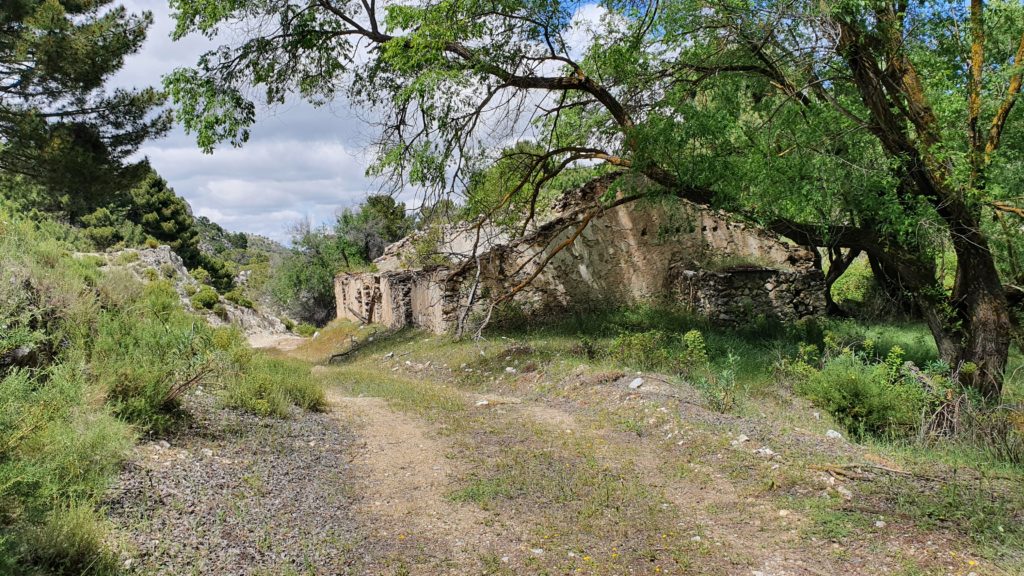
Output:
top-left (335, 176), bottom-right (826, 334)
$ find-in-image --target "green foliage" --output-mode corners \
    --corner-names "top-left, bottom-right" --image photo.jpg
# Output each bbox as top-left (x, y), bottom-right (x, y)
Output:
top-left (190, 285), bottom-right (219, 310)
top-left (223, 353), bottom-right (326, 417)
top-left (0, 0), bottom-right (170, 218)
top-left (93, 282), bottom-right (217, 434)
top-left (694, 352), bottom-right (743, 413)
top-left (293, 323), bottom-right (317, 337)
top-left (796, 351), bottom-right (932, 440)
top-left (224, 288), bottom-right (253, 308)
top-left (337, 195), bottom-right (414, 262)
top-left (681, 330), bottom-right (709, 366)
top-left (608, 330), bottom-right (672, 371)
top-left (79, 207), bottom-right (145, 250)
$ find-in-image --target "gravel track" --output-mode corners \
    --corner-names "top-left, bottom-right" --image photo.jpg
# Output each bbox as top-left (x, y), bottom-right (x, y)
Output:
top-left (106, 391), bottom-right (372, 575)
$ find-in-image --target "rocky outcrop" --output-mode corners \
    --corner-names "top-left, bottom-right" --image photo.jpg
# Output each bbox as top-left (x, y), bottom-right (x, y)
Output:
top-left (79, 246), bottom-right (288, 338)
top-left (335, 175), bottom-right (825, 333)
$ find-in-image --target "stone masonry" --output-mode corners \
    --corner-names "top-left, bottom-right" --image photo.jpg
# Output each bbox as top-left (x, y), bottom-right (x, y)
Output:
top-left (335, 175), bottom-right (826, 333)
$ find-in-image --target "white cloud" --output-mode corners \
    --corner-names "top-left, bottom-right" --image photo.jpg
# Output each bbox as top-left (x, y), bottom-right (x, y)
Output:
top-left (111, 0), bottom-right (381, 242)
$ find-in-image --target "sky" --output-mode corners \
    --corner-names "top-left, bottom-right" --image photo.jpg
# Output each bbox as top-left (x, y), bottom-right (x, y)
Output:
top-left (113, 1), bottom-right (605, 243)
top-left (114, 0), bottom-right (386, 243)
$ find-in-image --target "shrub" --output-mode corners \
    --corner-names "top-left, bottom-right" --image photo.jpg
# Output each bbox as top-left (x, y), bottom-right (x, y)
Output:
top-left (281, 316), bottom-right (296, 331)
top-left (145, 237), bottom-right (160, 249)
top-left (212, 303), bottom-right (229, 320)
top-left (190, 285), bottom-right (219, 310)
top-left (160, 263), bottom-right (176, 278)
top-left (224, 288), bottom-right (254, 308)
top-left (608, 330), bottom-right (671, 370)
top-left (95, 283), bottom-right (218, 434)
top-left (796, 350), bottom-right (930, 439)
top-left (294, 322), bottom-right (317, 337)
top-left (681, 329), bottom-right (709, 367)
top-left (142, 267), bottom-right (159, 281)
top-left (190, 267), bottom-right (211, 285)
top-left (223, 355), bottom-right (326, 417)
top-left (694, 352), bottom-right (742, 412)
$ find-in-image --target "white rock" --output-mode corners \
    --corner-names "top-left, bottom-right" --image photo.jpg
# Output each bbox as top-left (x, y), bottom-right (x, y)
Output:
top-left (629, 377), bottom-right (644, 389)
top-left (505, 366), bottom-right (517, 374)
top-left (530, 548), bottom-right (544, 555)
top-left (874, 520), bottom-right (886, 528)
top-left (731, 434), bottom-right (750, 446)
top-left (475, 399), bottom-right (490, 407)
top-left (754, 446), bottom-right (778, 458)
top-left (825, 429), bottom-right (844, 440)
top-left (157, 440), bottom-right (170, 449)
top-left (384, 352), bottom-right (395, 359)
top-left (201, 448), bottom-right (213, 457)
top-left (690, 535), bottom-right (702, 542)
top-left (836, 486), bottom-right (853, 500)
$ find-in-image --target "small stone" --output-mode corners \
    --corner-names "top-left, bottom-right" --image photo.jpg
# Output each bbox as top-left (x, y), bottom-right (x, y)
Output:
top-left (825, 429), bottom-right (844, 440)
top-left (813, 411), bottom-right (820, 420)
top-left (730, 434), bottom-right (749, 446)
top-left (123, 559), bottom-right (133, 569)
top-left (157, 440), bottom-right (170, 449)
top-left (629, 377), bottom-right (644, 389)
top-left (874, 520), bottom-right (886, 528)
top-left (475, 399), bottom-right (490, 407)
top-left (836, 486), bottom-right (853, 500)
top-left (505, 366), bottom-right (517, 374)
top-left (754, 446), bottom-right (777, 458)
top-left (201, 448), bottom-right (213, 457)
top-left (530, 548), bottom-right (544, 555)
top-left (312, 331), bottom-right (320, 339)
top-left (501, 556), bottom-right (509, 563)
top-left (384, 352), bottom-right (395, 359)
top-left (778, 509), bottom-right (790, 517)
top-left (690, 535), bottom-right (701, 542)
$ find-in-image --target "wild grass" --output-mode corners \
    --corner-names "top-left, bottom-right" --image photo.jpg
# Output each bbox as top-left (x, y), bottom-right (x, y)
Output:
top-left (0, 208), bottom-right (326, 573)
top-left (223, 351), bottom-right (326, 417)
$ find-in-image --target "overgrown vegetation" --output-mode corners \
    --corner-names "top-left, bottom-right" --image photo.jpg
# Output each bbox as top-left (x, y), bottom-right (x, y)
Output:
top-left (0, 210), bottom-right (324, 574)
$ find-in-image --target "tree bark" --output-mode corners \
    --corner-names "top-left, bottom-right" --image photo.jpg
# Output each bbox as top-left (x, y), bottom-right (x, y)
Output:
top-left (948, 230), bottom-right (1011, 399)
top-left (823, 247), bottom-right (861, 317)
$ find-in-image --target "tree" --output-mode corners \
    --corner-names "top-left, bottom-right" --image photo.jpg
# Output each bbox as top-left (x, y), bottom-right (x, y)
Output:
top-left (167, 0), bottom-right (1024, 398)
top-left (1, 0), bottom-right (171, 216)
top-left (336, 194), bottom-right (413, 261)
top-left (271, 220), bottom-right (357, 324)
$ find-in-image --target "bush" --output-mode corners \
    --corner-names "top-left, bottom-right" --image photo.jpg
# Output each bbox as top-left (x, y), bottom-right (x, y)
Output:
top-left (190, 285), bottom-right (219, 310)
top-left (212, 302), bottom-right (229, 320)
top-left (796, 349), bottom-right (930, 439)
top-left (223, 355), bottom-right (326, 417)
top-left (190, 267), bottom-right (211, 285)
top-left (608, 330), bottom-right (672, 370)
top-left (95, 282), bottom-right (218, 434)
top-left (224, 288), bottom-right (253, 308)
top-left (294, 322), bottom-right (317, 337)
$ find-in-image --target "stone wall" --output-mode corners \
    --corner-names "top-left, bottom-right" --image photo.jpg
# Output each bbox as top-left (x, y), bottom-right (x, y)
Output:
top-left (671, 267), bottom-right (825, 324)
top-left (335, 175), bottom-right (826, 333)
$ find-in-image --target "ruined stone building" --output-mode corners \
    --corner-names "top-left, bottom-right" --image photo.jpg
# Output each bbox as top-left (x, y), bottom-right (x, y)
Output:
top-left (335, 175), bottom-right (826, 333)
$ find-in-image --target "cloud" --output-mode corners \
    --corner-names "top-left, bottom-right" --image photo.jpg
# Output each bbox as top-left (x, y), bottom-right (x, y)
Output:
top-left (112, 0), bottom-right (381, 242)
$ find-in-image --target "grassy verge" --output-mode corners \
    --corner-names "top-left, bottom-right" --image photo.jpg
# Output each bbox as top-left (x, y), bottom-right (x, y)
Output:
top-left (0, 210), bottom-right (325, 574)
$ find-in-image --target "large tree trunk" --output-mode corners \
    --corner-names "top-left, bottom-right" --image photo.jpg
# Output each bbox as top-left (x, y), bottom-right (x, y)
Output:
top-left (873, 241), bottom-right (1009, 399)
top-left (948, 232), bottom-right (1011, 399)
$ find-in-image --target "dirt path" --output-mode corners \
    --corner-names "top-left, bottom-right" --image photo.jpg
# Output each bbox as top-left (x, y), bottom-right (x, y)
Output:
top-left (326, 390), bottom-right (525, 574)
